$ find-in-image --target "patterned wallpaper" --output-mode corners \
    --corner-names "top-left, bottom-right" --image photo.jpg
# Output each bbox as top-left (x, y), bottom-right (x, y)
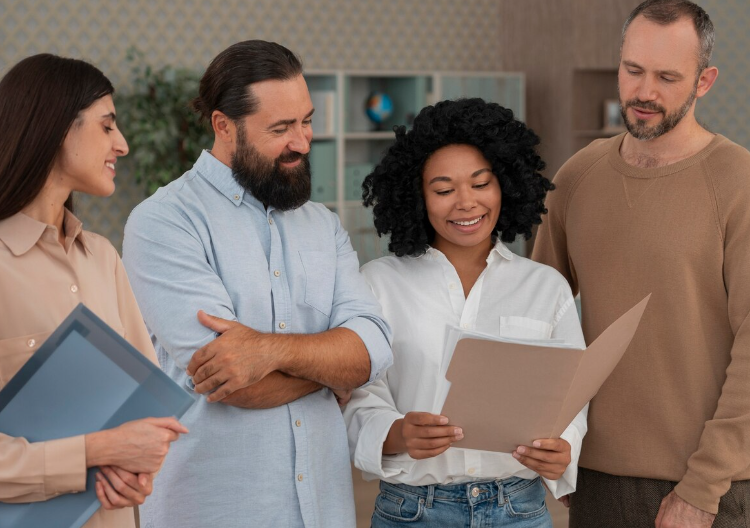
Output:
top-left (695, 0), bottom-right (750, 149)
top-left (2, 0), bottom-right (748, 248)
top-left (0, 0), bottom-right (502, 249)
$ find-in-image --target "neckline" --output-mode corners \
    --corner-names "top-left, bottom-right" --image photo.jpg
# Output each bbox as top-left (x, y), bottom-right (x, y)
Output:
top-left (608, 133), bottom-right (725, 179)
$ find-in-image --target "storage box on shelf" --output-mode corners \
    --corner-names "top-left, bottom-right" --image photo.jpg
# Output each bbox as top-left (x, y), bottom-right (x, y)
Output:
top-left (572, 68), bottom-right (625, 152)
top-left (306, 70), bottom-right (526, 264)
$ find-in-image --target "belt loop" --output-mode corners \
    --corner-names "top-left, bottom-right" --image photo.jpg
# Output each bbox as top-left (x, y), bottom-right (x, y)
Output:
top-left (496, 479), bottom-right (506, 506)
top-left (426, 484), bottom-right (435, 508)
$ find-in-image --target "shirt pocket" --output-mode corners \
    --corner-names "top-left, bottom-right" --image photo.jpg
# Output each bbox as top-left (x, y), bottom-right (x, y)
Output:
top-left (298, 250), bottom-right (336, 317)
top-left (0, 330), bottom-right (52, 386)
top-left (498, 316), bottom-right (554, 340)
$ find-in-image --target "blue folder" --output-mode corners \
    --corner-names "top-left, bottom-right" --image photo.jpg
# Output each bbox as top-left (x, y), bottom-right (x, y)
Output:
top-left (0, 303), bottom-right (194, 528)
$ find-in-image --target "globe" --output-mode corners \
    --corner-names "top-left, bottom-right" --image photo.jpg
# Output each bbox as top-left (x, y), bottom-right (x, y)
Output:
top-left (365, 92), bottom-right (394, 127)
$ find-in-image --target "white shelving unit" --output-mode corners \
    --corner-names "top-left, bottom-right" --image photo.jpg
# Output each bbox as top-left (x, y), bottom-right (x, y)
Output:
top-left (306, 70), bottom-right (526, 264)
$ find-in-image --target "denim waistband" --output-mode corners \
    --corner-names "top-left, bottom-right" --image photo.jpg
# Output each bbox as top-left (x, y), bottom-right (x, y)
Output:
top-left (379, 476), bottom-right (540, 507)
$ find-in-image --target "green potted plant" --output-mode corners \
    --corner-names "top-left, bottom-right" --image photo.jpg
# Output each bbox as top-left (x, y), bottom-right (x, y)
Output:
top-left (116, 49), bottom-right (211, 196)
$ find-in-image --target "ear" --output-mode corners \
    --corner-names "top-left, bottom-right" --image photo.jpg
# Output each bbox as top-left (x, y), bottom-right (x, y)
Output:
top-left (696, 66), bottom-right (719, 98)
top-left (211, 110), bottom-right (235, 144)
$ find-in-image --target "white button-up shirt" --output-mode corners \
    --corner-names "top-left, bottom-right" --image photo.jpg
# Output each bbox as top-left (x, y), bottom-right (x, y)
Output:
top-left (344, 241), bottom-right (587, 498)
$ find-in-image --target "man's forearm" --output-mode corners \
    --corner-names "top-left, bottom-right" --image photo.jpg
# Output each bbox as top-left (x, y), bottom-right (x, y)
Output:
top-left (276, 327), bottom-right (371, 389)
top-left (220, 371), bottom-right (324, 409)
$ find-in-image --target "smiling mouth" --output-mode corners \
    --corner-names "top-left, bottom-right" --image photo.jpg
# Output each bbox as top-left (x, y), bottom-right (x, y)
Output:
top-left (450, 215), bottom-right (485, 226)
top-left (105, 162), bottom-right (115, 170)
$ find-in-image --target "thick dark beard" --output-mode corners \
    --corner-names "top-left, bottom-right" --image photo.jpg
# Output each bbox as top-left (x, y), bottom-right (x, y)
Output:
top-left (619, 85), bottom-right (697, 141)
top-left (231, 125), bottom-right (311, 211)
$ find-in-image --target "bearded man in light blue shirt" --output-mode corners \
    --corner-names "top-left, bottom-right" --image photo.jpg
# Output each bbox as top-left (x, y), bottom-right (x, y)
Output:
top-left (122, 40), bottom-right (393, 528)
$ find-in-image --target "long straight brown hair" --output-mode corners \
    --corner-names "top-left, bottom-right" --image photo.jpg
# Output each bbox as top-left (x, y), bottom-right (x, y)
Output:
top-left (0, 54), bottom-right (114, 220)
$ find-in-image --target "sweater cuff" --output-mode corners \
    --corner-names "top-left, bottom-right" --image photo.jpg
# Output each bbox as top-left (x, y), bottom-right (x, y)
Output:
top-left (44, 435), bottom-right (87, 498)
top-left (674, 471), bottom-right (721, 515)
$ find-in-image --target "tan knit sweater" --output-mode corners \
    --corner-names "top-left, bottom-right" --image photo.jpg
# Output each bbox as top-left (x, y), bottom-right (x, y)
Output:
top-left (532, 133), bottom-right (750, 514)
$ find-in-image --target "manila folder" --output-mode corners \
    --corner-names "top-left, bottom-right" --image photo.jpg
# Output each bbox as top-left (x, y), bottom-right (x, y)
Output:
top-left (440, 295), bottom-right (650, 453)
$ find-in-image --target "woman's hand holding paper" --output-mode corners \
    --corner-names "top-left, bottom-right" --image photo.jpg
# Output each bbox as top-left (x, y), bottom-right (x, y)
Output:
top-left (512, 438), bottom-right (571, 479)
top-left (384, 412), bottom-right (464, 460)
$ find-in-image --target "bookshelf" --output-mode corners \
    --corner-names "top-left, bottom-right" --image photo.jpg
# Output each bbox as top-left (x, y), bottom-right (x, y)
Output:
top-left (306, 70), bottom-right (526, 264)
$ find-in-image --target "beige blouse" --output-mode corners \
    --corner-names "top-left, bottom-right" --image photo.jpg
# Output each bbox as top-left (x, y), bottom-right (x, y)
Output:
top-left (0, 210), bottom-right (158, 528)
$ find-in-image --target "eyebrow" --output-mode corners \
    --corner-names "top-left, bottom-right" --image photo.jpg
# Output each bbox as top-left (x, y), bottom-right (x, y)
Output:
top-left (101, 112), bottom-right (117, 121)
top-left (622, 60), bottom-right (684, 79)
top-left (267, 109), bottom-right (315, 130)
top-left (427, 167), bottom-right (492, 185)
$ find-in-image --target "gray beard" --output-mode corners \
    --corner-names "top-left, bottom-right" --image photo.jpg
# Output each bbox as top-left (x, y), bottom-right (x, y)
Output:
top-left (619, 86), bottom-right (697, 141)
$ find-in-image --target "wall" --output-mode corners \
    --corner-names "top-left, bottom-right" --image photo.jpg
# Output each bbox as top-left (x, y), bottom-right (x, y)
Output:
top-left (498, 0), bottom-right (750, 182)
top-left (695, 0), bottom-right (750, 148)
top-left (0, 0), bottom-right (502, 248)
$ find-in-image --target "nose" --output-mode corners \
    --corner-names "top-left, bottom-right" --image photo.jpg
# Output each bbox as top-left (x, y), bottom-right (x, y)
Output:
top-left (288, 125), bottom-right (311, 155)
top-left (114, 127), bottom-right (129, 157)
top-left (635, 75), bottom-right (658, 102)
top-left (455, 187), bottom-right (477, 211)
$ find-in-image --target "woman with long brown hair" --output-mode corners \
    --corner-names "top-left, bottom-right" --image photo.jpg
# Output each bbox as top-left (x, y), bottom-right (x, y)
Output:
top-left (0, 54), bottom-right (187, 528)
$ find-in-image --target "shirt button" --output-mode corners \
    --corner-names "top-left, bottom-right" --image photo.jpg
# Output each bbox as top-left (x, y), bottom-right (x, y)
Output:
top-left (274, 270), bottom-right (281, 277)
top-left (462, 323), bottom-right (469, 329)
top-left (233, 194), bottom-right (240, 200)
top-left (27, 339), bottom-right (36, 348)
top-left (269, 218), bottom-right (274, 225)
top-left (471, 487), bottom-right (480, 497)
top-left (449, 283), bottom-right (457, 290)
top-left (297, 474), bottom-right (304, 481)
top-left (70, 284), bottom-right (78, 293)
top-left (279, 322), bottom-right (286, 329)
top-left (468, 467), bottom-right (476, 475)
top-left (295, 420), bottom-right (302, 427)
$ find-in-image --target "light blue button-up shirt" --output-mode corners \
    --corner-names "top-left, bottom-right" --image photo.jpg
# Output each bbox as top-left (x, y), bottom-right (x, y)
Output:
top-left (123, 151), bottom-right (392, 528)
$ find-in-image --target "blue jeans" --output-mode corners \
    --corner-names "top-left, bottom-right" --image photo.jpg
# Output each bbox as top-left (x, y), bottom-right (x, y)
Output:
top-left (371, 477), bottom-right (551, 527)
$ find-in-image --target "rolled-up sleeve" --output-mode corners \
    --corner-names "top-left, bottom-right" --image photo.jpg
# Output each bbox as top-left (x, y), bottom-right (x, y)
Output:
top-left (329, 214), bottom-right (392, 385)
top-left (343, 378), bottom-right (414, 479)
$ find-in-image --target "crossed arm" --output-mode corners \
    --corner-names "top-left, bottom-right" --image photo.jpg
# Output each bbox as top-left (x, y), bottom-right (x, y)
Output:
top-left (186, 311), bottom-right (370, 407)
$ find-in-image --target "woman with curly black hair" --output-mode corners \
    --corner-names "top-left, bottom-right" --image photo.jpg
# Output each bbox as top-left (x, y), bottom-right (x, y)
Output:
top-left (343, 98), bottom-right (588, 527)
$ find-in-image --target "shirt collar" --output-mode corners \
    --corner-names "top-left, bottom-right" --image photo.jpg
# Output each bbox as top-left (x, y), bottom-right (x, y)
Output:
top-left (424, 238), bottom-right (514, 263)
top-left (0, 208), bottom-right (89, 256)
top-left (488, 239), bottom-right (514, 263)
top-left (194, 150), bottom-right (259, 209)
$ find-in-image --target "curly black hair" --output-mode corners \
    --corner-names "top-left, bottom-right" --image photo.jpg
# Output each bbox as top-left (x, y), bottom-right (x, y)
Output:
top-left (362, 98), bottom-right (552, 257)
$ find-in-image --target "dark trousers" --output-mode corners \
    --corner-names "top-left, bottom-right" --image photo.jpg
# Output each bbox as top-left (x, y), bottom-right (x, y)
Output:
top-left (569, 467), bottom-right (750, 528)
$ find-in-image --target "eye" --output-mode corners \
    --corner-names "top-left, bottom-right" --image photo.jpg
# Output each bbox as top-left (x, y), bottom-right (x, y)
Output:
top-left (271, 128), bottom-right (287, 135)
top-left (435, 189), bottom-right (453, 196)
top-left (473, 182), bottom-right (490, 189)
top-left (104, 126), bottom-right (113, 133)
top-left (302, 119), bottom-right (312, 127)
top-left (661, 76), bottom-right (676, 83)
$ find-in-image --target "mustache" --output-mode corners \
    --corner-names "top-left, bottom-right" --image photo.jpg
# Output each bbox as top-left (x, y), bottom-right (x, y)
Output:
top-left (278, 151), bottom-right (303, 163)
top-left (624, 98), bottom-right (666, 114)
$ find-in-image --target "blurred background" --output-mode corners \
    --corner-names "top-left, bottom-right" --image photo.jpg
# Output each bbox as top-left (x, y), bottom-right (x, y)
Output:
top-left (2, 1), bottom-right (748, 525)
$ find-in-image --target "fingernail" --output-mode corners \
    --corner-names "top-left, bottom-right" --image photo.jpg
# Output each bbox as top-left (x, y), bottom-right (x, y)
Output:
top-left (456, 433), bottom-right (464, 440)
top-left (512, 451), bottom-right (520, 459)
top-left (533, 441), bottom-right (541, 448)
top-left (454, 427), bottom-right (462, 436)
top-left (517, 446), bottom-right (526, 454)
top-left (439, 416), bottom-right (449, 425)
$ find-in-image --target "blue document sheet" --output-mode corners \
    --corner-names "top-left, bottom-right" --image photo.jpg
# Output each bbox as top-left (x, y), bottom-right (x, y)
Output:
top-left (0, 303), bottom-right (194, 528)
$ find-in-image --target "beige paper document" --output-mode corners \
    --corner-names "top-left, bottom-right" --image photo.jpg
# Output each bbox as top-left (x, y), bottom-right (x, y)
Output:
top-left (440, 295), bottom-right (650, 453)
